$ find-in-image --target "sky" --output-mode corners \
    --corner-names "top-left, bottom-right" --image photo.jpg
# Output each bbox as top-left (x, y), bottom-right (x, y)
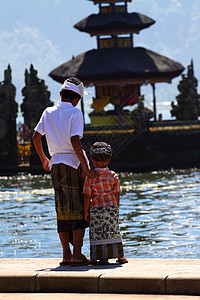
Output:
top-left (0, 0), bottom-right (200, 123)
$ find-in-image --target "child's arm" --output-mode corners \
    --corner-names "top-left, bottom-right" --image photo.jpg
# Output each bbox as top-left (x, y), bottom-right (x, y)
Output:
top-left (84, 194), bottom-right (91, 222)
top-left (115, 192), bottom-right (120, 207)
top-left (114, 175), bottom-right (121, 207)
top-left (71, 135), bottom-right (96, 178)
top-left (32, 131), bottom-right (51, 172)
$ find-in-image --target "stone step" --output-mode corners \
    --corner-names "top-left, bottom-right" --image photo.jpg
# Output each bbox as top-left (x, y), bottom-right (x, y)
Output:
top-left (1, 293), bottom-right (200, 300)
top-left (0, 259), bottom-right (200, 295)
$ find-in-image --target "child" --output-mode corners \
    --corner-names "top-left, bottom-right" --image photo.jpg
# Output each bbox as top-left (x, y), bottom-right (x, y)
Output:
top-left (33, 76), bottom-right (95, 266)
top-left (83, 141), bottom-right (128, 265)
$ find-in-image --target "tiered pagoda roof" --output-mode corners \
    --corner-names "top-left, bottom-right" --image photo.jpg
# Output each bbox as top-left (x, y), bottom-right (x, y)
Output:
top-left (74, 12), bottom-right (155, 36)
top-left (49, 0), bottom-right (184, 86)
top-left (50, 48), bottom-right (184, 86)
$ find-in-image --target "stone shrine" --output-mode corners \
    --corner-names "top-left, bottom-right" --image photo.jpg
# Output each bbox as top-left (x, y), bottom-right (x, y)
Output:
top-left (0, 65), bottom-right (18, 167)
top-left (21, 64), bottom-right (53, 167)
top-left (171, 60), bottom-right (200, 120)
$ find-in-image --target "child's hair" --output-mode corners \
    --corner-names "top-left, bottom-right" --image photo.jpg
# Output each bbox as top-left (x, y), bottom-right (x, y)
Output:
top-left (90, 141), bottom-right (112, 162)
top-left (61, 77), bottom-right (82, 100)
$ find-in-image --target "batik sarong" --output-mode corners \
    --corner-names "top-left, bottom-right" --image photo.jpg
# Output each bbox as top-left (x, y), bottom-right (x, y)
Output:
top-left (51, 163), bottom-right (89, 233)
top-left (89, 205), bottom-right (124, 260)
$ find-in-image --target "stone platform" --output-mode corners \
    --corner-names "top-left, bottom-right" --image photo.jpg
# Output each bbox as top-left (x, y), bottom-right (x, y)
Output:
top-left (0, 258), bottom-right (200, 297)
top-left (0, 293), bottom-right (199, 300)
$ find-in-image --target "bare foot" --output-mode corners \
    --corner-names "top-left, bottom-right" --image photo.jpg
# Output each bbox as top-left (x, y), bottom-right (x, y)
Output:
top-left (117, 257), bottom-right (128, 264)
top-left (71, 253), bottom-right (88, 263)
top-left (98, 259), bottom-right (109, 265)
top-left (62, 253), bottom-right (72, 264)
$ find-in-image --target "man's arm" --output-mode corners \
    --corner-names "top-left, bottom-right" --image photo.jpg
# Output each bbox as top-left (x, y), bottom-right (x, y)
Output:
top-left (71, 135), bottom-right (95, 177)
top-left (84, 194), bottom-right (91, 222)
top-left (32, 131), bottom-right (51, 172)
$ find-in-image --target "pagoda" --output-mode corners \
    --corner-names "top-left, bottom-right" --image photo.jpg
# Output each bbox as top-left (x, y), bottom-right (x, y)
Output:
top-left (49, 0), bottom-right (184, 124)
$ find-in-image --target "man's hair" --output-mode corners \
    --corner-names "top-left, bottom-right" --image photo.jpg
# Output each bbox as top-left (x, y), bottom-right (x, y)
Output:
top-left (90, 141), bottom-right (112, 162)
top-left (60, 77), bottom-right (82, 100)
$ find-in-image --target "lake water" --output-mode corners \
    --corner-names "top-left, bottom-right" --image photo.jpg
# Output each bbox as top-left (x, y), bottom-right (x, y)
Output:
top-left (1, 168), bottom-right (200, 259)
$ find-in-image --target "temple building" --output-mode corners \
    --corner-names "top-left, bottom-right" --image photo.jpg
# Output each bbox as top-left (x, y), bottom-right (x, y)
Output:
top-left (49, 0), bottom-right (184, 124)
top-left (48, 0), bottom-right (200, 173)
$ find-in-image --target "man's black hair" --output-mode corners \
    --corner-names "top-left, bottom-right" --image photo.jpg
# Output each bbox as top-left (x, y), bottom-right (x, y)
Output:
top-left (61, 89), bottom-right (81, 100)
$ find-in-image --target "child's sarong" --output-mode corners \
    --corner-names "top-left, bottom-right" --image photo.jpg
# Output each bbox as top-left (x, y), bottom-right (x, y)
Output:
top-left (89, 205), bottom-right (124, 260)
top-left (51, 163), bottom-right (89, 232)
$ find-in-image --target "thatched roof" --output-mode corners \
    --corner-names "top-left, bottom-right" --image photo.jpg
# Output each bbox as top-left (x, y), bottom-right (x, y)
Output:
top-left (74, 12), bottom-right (155, 35)
top-left (49, 47), bottom-right (184, 85)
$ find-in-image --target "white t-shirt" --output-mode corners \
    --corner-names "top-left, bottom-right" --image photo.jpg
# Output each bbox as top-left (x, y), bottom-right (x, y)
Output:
top-left (34, 101), bottom-right (86, 169)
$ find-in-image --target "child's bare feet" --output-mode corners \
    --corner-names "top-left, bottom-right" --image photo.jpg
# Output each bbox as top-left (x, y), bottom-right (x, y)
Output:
top-left (90, 260), bottom-right (98, 265)
top-left (117, 257), bottom-right (128, 264)
top-left (98, 259), bottom-right (109, 265)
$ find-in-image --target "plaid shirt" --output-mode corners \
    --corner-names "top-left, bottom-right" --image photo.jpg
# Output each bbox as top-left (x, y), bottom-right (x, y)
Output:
top-left (83, 167), bottom-right (121, 208)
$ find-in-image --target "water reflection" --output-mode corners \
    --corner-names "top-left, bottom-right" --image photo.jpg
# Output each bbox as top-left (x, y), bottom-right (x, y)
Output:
top-left (119, 169), bottom-right (200, 258)
top-left (0, 169), bottom-right (200, 259)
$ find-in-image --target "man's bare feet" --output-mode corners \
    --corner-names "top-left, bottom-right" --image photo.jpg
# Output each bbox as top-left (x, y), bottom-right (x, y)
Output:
top-left (71, 253), bottom-right (88, 263)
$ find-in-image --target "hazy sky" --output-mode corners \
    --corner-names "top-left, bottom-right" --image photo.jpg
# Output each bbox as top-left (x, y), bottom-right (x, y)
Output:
top-left (0, 0), bottom-right (200, 122)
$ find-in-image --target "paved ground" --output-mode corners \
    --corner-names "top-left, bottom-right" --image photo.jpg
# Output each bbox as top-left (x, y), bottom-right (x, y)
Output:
top-left (1, 293), bottom-right (200, 300)
top-left (0, 258), bottom-right (200, 296)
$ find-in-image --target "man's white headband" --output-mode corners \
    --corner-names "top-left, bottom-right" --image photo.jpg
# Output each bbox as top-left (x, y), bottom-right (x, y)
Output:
top-left (60, 81), bottom-right (90, 98)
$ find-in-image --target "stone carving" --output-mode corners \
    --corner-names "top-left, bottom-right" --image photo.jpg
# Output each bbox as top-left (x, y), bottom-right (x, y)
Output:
top-left (171, 60), bottom-right (200, 120)
top-left (0, 64), bottom-right (18, 166)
